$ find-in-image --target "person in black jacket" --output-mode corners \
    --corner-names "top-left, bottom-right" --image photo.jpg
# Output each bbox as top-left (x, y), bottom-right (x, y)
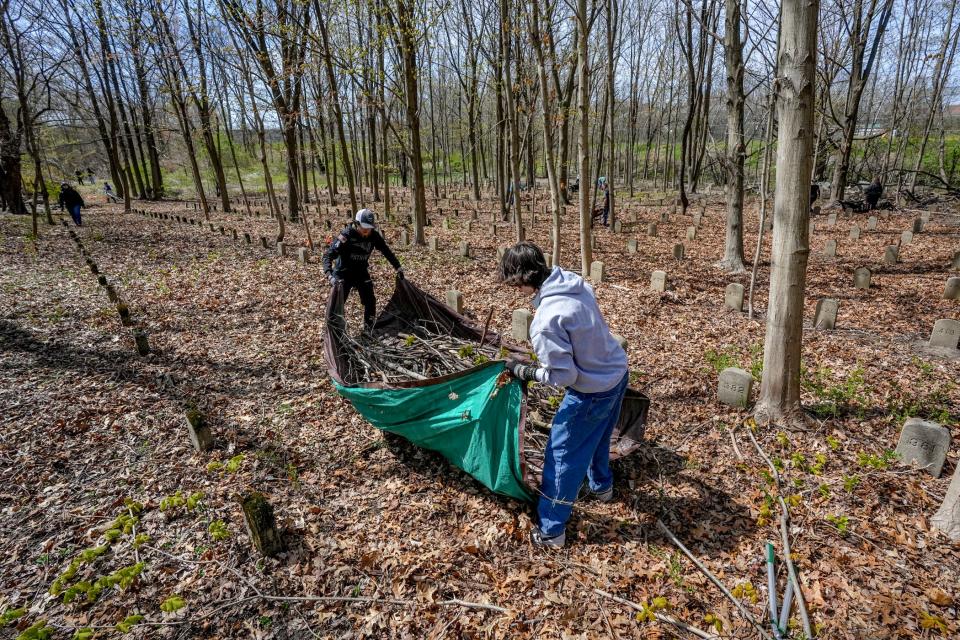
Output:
top-left (864, 177), bottom-right (883, 211)
top-left (58, 182), bottom-right (85, 226)
top-left (323, 208), bottom-right (403, 330)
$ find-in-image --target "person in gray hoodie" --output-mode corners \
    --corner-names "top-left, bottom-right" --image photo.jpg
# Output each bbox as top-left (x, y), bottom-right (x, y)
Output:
top-left (500, 242), bottom-right (628, 547)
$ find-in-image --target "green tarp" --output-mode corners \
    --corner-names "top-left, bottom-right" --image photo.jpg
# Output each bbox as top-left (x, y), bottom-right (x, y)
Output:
top-left (334, 362), bottom-right (532, 500)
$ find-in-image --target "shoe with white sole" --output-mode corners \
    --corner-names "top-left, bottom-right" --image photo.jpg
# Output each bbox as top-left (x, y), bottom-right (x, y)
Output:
top-left (531, 526), bottom-right (565, 548)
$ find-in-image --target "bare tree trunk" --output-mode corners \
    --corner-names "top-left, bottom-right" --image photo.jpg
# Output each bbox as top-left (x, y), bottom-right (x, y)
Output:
top-left (717, 0), bottom-right (746, 272)
top-left (756, 0), bottom-right (818, 429)
top-left (576, 0), bottom-right (593, 274)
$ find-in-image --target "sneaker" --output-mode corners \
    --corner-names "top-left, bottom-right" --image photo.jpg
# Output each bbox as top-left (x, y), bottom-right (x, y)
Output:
top-left (591, 486), bottom-right (614, 503)
top-left (531, 527), bottom-right (565, 548)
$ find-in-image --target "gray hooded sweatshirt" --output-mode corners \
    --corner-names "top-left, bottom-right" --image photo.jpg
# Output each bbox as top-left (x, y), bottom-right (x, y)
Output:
top-left (530, 267), bottom-right (628, 393)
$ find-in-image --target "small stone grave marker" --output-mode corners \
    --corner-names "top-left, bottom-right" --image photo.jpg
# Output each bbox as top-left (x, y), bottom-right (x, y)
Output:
top-left (512, 308), bottom-right (533, 342)
top-left (854, 267), bottom-right (871, 289)
top-left (260, 236), bottom-right (268, 248)
top-left (932, 464), bottom-right (960, 541)
top-left (895, 418), bottom-right (950, 477)
top-left (612, 334), bottom-right (627, 350)
top-left (900, 230), bottom-right (913, 245)
top-left (724, 283), bottom-right (744, 312)
top-left (672, 243), bottom-right (685, 260)
top-left (718, 367), bottom-right (752, 408)
top-left (849, 225), bottom-right (861, 240)
top-left (243, 233), bottom-right (251, 244)
top-left (446, 290), bottom-right (464, 314)
top-left (613, 220), bottom-right (622, 234)
top-left (590, 260), bottom-right (605, 282)
top-left (297, 247), bottom-right (310, 263)
top-left (686, 226), bottom-right (697, 241)
top-left (627, 238), bottom-right (638, 254)
top-left (866, 216), bottom-right (877, 230)
top-left (921, 211), bottom-right (931, 223)
top-left (912, 218), bottom-right (923, 233)
top-left (650, 270), bottom-right (667, 292)
top-left (497, 246), bottom-right (506, 261)
top-left (826, 213), bottom-right (837, 227)
top-left (814, 298), bottom-right (839, 329)
top-left (884, 245), bottom-right (899, 265)
top-left (442, 218), bottom-right (451, 230)
top-left (428, 237), bottom-right (439, 252)
top-left (953, 250), bottom-right (960, 269)
top-left (133, 329), bottom-right (150, 356)
top-left (929, 318), bottom-right (960, 349)
top-left (399, 229), bottom-right (408, 246)
top-left (184, 408), bottom-right (213, 452)
top-left (945, 277), bottom-right (960, 300)
top-left (824, 239), bottom-right (837, 257)
top-left (277, 242), bottom-right (287, 257)
top-left (659, 211), bottom-right (669, 223)
top-left (647, 222), bottom-right (658, 237)
top-left (241, 492), bottom-right (285, 557)
top-left (459, 241), bottom-right (470, 258)
top-left (692, 212), bottom-right (702, 227)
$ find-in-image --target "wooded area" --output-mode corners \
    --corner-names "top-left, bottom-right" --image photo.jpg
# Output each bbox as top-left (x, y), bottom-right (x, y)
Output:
top-left (2, 0), bottom-right (960, 637)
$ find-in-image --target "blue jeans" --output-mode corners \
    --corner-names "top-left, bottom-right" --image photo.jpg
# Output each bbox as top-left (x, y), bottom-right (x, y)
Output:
top-left (537, 372), bottom-right (628, 537)
top-left (68, 204), bottom-right (82, 226)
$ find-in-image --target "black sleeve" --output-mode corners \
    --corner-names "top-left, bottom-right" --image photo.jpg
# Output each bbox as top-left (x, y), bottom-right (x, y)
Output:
top-left (374, 232), bottom-right (401, 270)
top-left (323, 231), bottom-right (347, 275)
top-left (79, 194), bottom-right (86, 207)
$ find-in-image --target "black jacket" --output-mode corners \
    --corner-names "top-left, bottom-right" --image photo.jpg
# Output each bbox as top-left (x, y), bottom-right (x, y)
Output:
top-left (323, 224), bottom-right (401, 279)
top-left (58, 187), bottom-right (85, 209)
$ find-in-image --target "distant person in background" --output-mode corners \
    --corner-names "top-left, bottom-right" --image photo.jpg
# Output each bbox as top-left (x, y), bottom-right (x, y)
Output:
top-left (810, 184), bottom-right (820, 209)
top-left (864, 177), bottom-right (883, 211)
top-left (74, 169), bottom-right (84, 186)
top-left (87, 168), bottom-right (95, 183)
top-left (58, 182), bottom-right (85, 226)
top-left (104, 182), bottom-right (119, 203)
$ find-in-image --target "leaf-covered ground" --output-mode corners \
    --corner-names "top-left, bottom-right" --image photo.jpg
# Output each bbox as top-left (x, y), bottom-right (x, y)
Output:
top-left (1, 188), bottom-right (958, 639)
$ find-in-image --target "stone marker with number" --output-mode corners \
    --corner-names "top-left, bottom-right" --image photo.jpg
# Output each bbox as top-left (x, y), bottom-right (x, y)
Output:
top-left (854, 267), bottom-right (871, 289)
top-left (512, 308), bottom-right (533, 342)
top-left (590, 260), bottom-right (606, 282)
top-left (718, 367), bottom-right (753, 408)
top-left (866, 216), bottom-right (877, 231)
top-left (929, 318), bottom-right (960, 349)
top-left (673, 243), bottom-right (685, 260)
top-left (824, 239), bottom-right (837, 257)
top-left (814, 298), bottom-right (839, 329)
top-left (895, 418), bottom-right (950, 477)
top-left (446, 290), bottom-right (464, 314)
top-left (651, 270), bottom-right (667, 292)
top-left (944, 277), bottom-right (960, 300)
top-left (724, 283), bottom-right (744, 312)
top-left (901, 230), bottom-right (913, 245)
top-left (932, 464), bottom-right (960, 541)
top-left (627, 238), bottom-right (638, 254)
top-left (647, 222), bottom-right (658, 237)
top-left (849, 225), bottom-right (861, 240)
top-left (884, 245), bottom-right (899, 265)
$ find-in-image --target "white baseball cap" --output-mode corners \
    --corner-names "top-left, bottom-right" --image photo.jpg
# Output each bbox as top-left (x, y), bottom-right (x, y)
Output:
top-left (355, 208), bottom-right (376, 229)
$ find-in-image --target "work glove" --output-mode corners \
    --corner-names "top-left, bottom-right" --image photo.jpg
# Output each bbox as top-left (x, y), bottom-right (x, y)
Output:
top-left (327, 274), bottom-right (340, 287)
top-left (396, 268), bottom-right (405, 280)
top-left (505, 358), bottom-right (538, 382)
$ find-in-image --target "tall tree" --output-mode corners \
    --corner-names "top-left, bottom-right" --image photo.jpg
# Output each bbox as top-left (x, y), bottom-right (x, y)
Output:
top-left (717, 0), bottom-right (746, 272)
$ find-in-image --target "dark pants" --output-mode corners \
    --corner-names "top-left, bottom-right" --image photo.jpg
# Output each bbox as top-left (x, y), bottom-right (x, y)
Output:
top-left (343, 275), bottom-right (376, 329)
top-left (68, 204), bottom-right (82, 226)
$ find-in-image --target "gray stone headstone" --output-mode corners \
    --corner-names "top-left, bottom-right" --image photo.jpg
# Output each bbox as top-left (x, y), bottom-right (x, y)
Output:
top-left (277, 242), bottom-right (287, 257)
top-left (627, 238), bottom-right (638, 254)
top-left (824, 239), bottom-right (837, 257)
top-left (686, 226), bottom-right (697, 241)
top-left (243, 232), bottom-right (251, 244)
top-left (812, 205), bottom-right (821, 217)
top-left (613, 220), bottom-right (622, 234)
top-left (459, 241), bottom-right (470, 258)
top-left (399, 229), bottom-right (409, 246)
top-left (884, 245), bottom-right (899, 265)
top-left (650, 270), bottom-right (667, 292)
top-left (854, 267), bottom-right (871, 289)
top-left (826, 213), bottom-right (837, 227)
top-left (612, 333), bottom-right (627, 351)
top-left (428, 237), bottom-right (439, 252)
top-left (672, 243), bottom-right (685, 260)
top-left (932, 464), bottom-right (960, 541)
top-left (692, 212), bottom-right (702, 227)
top-left (209, 223), bottom-right (215, 232)
top-left (929, 319), bottom-right (960, 349)
top-left (184, 410), bottom-right (213, 452)
top-left (866, 216), bottom-right (878, 231)
top-left (590, 260), bottom-right (605, 282)
top-left (647, 222), bottom-right (658, 237)
top-left (232, 229), bottom-right (239, 241)
top-left (895, 418), bottom-right (950, 477)
top-left (724, 283), bottom-right (744, 312)
top-left (659, 211), bottom-right (669, 223)
top-left (718, 367), bottom-right (753, 408)
top-left (446, 290), bottom-right (463, 314)
top-left (912, 217), bottom-right (923, 233)
top-left (297, 247), bottom-right (310, 263)
top-left (946, 277), bottom-right (960, 300)
top-left (512, 308), bottom-right (533, 342)
top-left (814, 298), bottom-right (839, 330)
top-left (260, 236), bottom-right (268, 248)
top-left (953, 250), bottom-right (960, 269)
top-left (497, 246), bottom-right (506, 261)
top-left (849, 226), bottom-right (861, 240)
top-left (466, 221), bottom-right (473, 233)
top-left (442, 217), bottom-right (451, 230)
top-left (900, 230), bottom-right (913, 245)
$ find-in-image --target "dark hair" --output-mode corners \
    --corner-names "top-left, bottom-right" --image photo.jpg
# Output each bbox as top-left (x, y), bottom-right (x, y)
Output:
top-left (499, 241), bottom-right (551, 289)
